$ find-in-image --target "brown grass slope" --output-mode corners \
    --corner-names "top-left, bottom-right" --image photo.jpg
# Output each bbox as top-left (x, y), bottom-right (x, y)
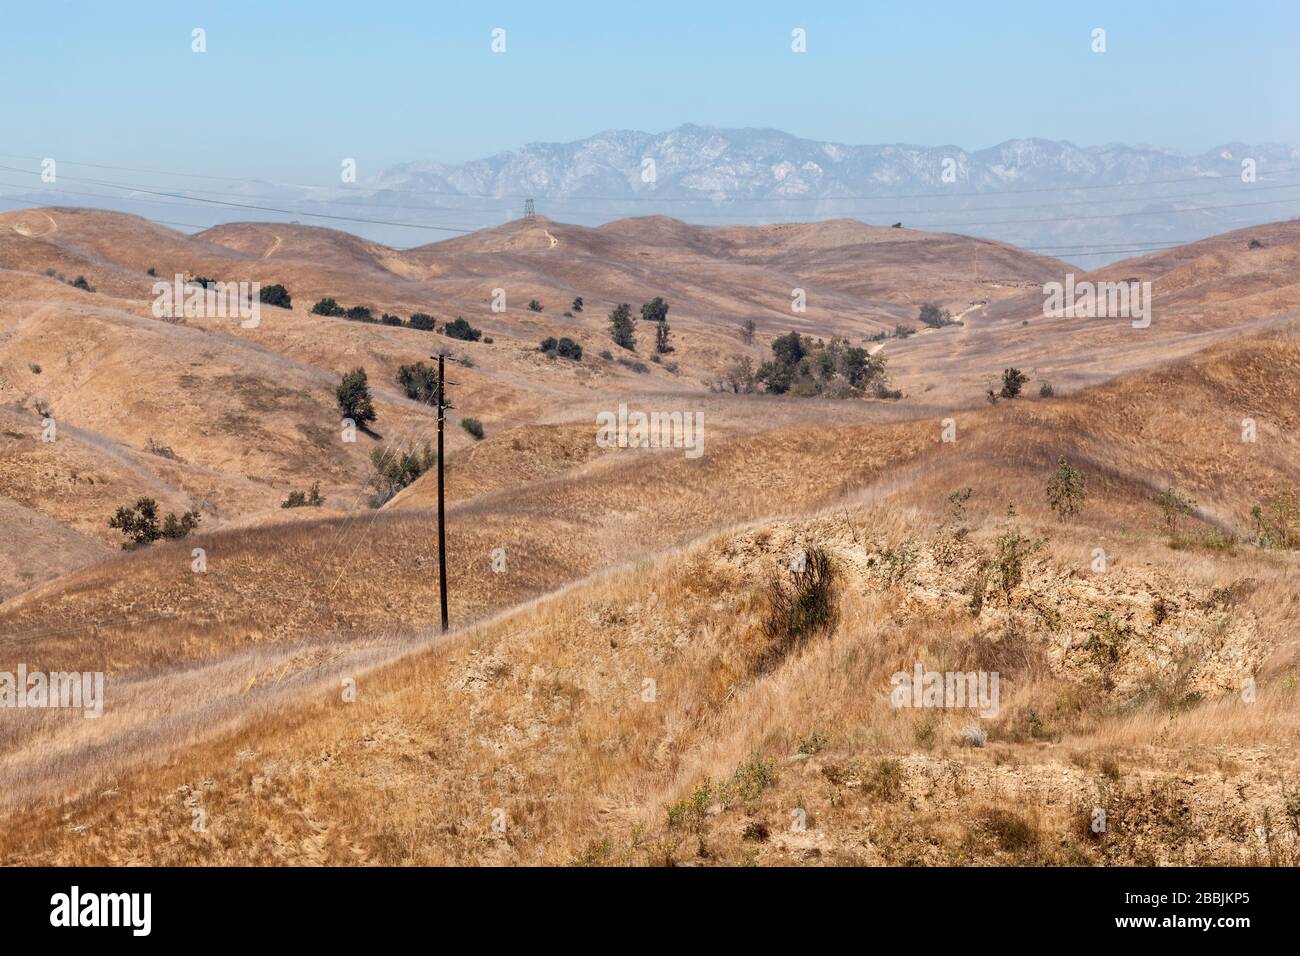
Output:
top-left (3, 474), bottom-right (1295, 865)
top-left (0, 326), bottom-right (1297, 861)
top-left (882, 220), bottom-right (1300, 409)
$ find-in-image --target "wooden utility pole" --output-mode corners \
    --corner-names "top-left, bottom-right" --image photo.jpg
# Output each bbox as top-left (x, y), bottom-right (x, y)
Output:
top-left (434, 352), bottom-right (451, 632)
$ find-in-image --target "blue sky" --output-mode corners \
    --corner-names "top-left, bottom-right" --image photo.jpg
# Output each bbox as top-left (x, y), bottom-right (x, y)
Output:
top-left (3, 0), bottom-right (1298, 183)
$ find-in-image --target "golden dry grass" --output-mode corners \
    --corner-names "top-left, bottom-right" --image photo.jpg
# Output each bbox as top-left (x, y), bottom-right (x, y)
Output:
top-left (2, 210), bottom-right (1299, 866)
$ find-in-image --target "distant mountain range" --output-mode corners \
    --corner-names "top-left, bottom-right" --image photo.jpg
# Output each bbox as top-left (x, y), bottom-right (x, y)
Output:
top-left (368, 125), bottom-right (1300, 262)
top-left (7, 125), bottom-right (1299, 264)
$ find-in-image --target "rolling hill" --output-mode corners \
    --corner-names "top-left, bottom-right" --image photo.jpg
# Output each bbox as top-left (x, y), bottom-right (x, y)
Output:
top-left (0, 207), bottom-right (1297, 866)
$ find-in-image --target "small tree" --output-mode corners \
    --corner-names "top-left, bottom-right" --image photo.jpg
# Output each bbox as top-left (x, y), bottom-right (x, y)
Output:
top-left (609, 303), bottom-right (635, 350)
top-left (259, 284), bottom-right (292, 309)
top-left (380, 313), bottom-right (404, 326)
top-left (345, 305), bottom-right (375, 323)
top-left (408, 312), bottom-right (436, 331)
top-left (442, 317), bottom-right (482, 341)
top-left (918, 302), bottom-right (952, 328)
top-left (571, 296), bottom-right (584, 313)
top-left (337, 367), bottom-right (377, 428)
top-left (396, 362), bottom-right (439, 404)
top-left (640, 297), bottom-right (669, 324)
top-left (740, 319), bottom-right (756, 345)
top-left (161, 510), bottom-right (202, 539)
top-left (1046, 456), bottom-right (1086, 521)
top-left (108, 498), bottom-right (161, 547)
top-left (722, 355), bottom-right (757, 393)
top-left (368, 445), bottom-right (435, 506)
top-left (999, 368), bottom-right (1028, 399)
top-left (282, 482), bottom-right (325, 508)
top-left (1155, 486), bottom-right (1196, 536)
top-left (993, 507), bottom-right (1040, 606)
top-left (311, 297), bottom-right (346, 317)
top-left (655, 321), bottom-right (673, 354)
top-left (528, 299), bottom-right (544, 312)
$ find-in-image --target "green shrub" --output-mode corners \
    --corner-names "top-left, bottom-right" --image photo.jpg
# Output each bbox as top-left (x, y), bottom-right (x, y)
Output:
top-left (993, 509), bottom-right (1040, 605)
top-left (367, 444), bottom-right (435, 506)
top-left (461, 417), bottom-right (485, 440)
top-left (918, 302), bottom-right (954, 328)
top-left (408, 312), bottom-right (436, 332)
top-left (999, 367), bottom-right (1028, 399)
top-left (396, 362), bottom-right (439, 404)
top-left (259, 284), bottom-right (292, 309)
top-left (540, 336), bottom-right (583, 360)
top-left (1046, 456), bottom-right (1087, 521)
top-left (281, 482), bottom-right (325, 508)
top-left (1155, 486), bottom-right (1197, 536)
top-left (311, 297), bottom-right (346, 317)
top-left (380, 313), bottom-right (404, 326)
top-left (108, 497), bottom-right (200, 548)
top-left (442, 317), bottom-right (481, 341)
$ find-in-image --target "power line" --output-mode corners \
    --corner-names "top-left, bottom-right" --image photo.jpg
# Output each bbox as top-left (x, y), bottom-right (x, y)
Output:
top-left (6, 148), bottom-right (1300, 202)
top-left (0, 165), bottom-right (479, 235)
top-left (10, 160), bottom-right (1300, 223)
top-left (7, 171), bottom-right (1298, 237)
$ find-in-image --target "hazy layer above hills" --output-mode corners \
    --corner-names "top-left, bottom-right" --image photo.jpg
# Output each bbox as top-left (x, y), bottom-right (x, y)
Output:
top-left (5, 127), bottom-right (1299, 259)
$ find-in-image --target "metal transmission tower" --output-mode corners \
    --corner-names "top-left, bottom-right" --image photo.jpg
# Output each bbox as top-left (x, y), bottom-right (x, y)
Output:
top-left (523, 197), bottom-right (535, 219)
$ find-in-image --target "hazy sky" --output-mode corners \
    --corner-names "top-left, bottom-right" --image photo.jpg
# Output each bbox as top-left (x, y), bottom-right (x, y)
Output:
top-left (3, 0), bottom-right (1298, 184)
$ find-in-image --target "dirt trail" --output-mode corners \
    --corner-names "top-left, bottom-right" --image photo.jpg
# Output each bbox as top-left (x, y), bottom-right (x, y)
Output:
top-left (10, 211), bottom-right (58, 239)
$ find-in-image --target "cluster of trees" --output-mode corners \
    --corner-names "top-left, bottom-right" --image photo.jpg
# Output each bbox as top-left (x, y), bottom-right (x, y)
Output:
top-left (731, 331), bottom-right (895, 399)
top-left (539, 336), bottom-right (582, 360)
top-left (108, 498), bottom-right (201, 549)
top-left (313, 298), bottom-right (365, 319)
top-left (311, 300), bottom-right (480, 338)
top-left (368, 445), bottom-right (435, 506)
top-left (608, 297), bottom-right (673, 354)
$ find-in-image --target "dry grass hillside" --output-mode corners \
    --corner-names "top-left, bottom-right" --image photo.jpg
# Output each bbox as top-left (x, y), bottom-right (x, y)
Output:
top-left (0, 207), bottom-right (1070, 595)
top-left (1, 324), bottom-right (1297, 861)
top-left (0, 207), bottom-right (1297, 866)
